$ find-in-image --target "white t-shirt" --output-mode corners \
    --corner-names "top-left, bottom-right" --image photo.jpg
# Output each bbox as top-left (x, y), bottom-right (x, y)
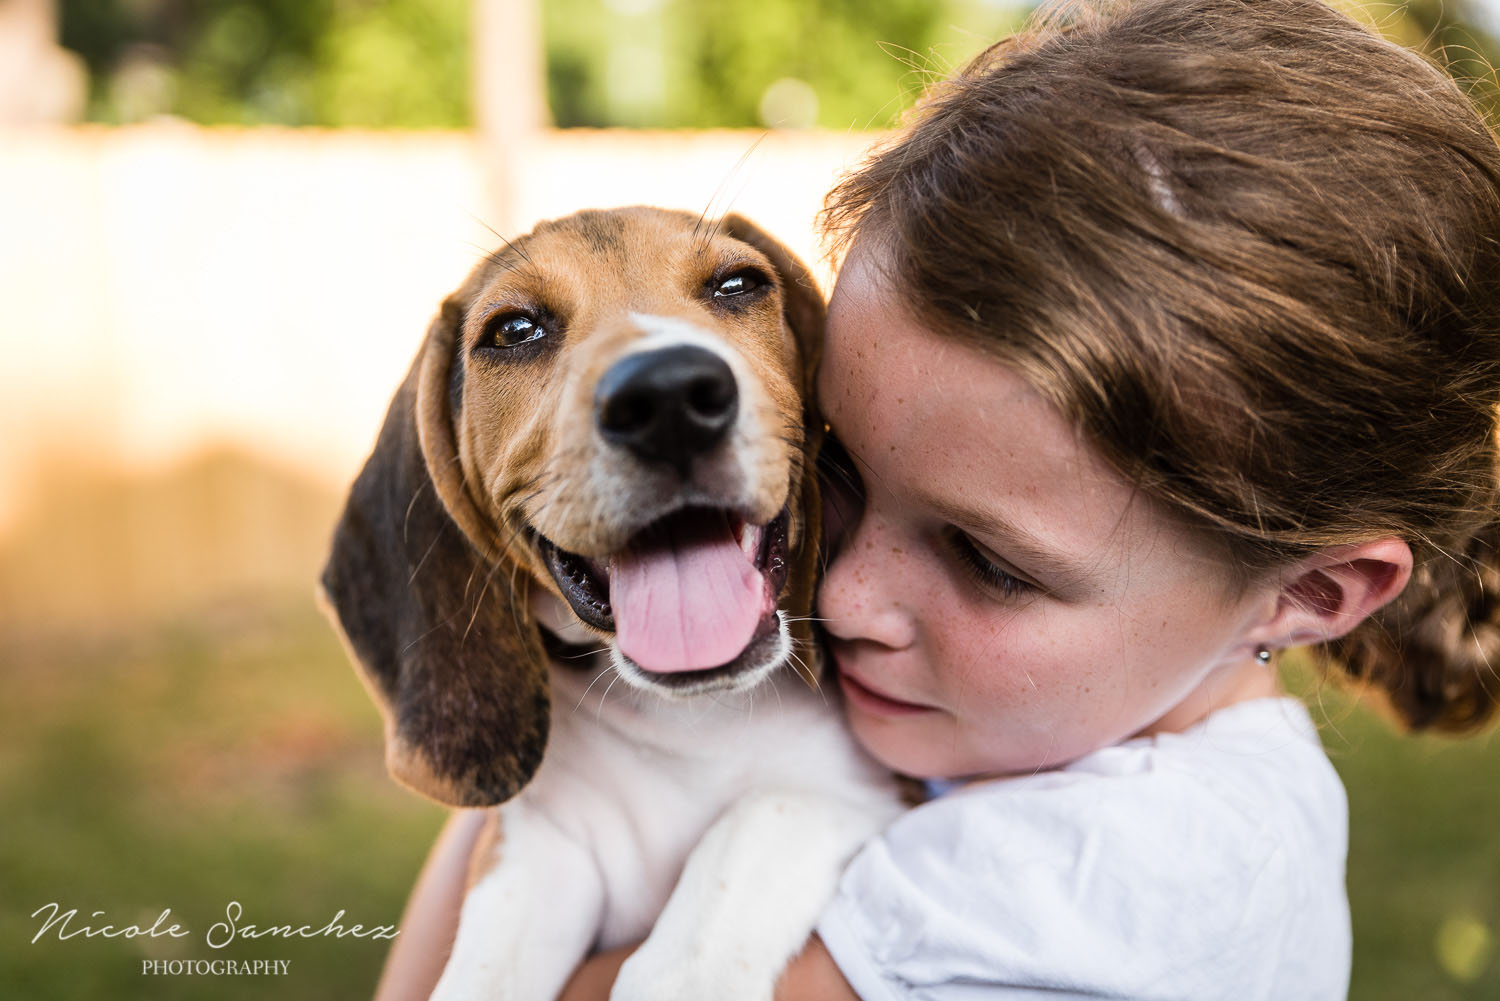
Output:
top-left (817, 697), bottom-right (1350, 1000)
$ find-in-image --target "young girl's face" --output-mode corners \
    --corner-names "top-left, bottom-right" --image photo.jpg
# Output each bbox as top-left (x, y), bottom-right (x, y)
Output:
top-left (817, 249), bottom-right (1281, 780)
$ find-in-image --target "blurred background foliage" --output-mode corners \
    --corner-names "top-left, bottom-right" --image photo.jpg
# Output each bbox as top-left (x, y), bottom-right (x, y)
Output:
top-left (539, 0), bottom-right (1017, 128)
top-left (57, 0), bottom-right (1023, 128)
top-left (59, 0), bottom-right (472, 126)
top-left (57, 0), bottom-right (1500, 130)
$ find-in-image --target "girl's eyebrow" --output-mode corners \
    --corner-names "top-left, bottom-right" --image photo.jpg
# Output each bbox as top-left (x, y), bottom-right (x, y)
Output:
top-left (919, 489), bottom-right (1096, 592)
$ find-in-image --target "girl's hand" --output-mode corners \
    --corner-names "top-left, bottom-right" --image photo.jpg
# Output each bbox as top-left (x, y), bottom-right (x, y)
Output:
top-left (558, 944), bottom-right (638, 1001)
top-left (774, 935), bottom-right (861, 1001)
top-left (557, 935), bottom-right (858, 1001)
top-left (372, 810), bottom-right (487, 1001)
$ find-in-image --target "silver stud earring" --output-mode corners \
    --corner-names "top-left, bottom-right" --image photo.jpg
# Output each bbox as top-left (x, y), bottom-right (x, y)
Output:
top-left (1255, 646), bottom-right (1272, 665)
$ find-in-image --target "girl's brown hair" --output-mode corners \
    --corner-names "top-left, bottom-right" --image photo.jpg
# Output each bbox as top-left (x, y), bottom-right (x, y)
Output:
top-left (822, 0), bottom-right (1500, 731)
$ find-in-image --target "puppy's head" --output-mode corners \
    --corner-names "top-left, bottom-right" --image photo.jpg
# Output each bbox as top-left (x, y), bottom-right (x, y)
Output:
top-left (321, 208), bottom-right (825, 806)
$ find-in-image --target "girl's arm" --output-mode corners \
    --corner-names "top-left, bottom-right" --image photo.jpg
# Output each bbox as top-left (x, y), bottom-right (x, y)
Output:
top-left (773, 935), bottom-right (863, 1001)
top-left (558, 935), bottom-right (860, 1001)
top-left (372, 809), bottom-right (487, 1001)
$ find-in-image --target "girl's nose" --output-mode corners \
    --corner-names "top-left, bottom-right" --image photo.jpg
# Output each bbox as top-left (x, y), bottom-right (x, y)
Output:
top-left (817, 513), bottom-right (917, 651)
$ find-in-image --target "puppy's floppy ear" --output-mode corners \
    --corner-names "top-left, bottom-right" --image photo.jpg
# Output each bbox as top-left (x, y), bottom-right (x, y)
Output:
top-left (719, 213), bottom-right (825, 397)
top-left (719, 214), bottom-right (828, 678)
top-left (320, 301), bottom-right (549, 808)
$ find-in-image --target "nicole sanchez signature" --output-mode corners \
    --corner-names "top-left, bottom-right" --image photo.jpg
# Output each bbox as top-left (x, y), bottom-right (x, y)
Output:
top-left (31, 901), bottom-right (399, 949)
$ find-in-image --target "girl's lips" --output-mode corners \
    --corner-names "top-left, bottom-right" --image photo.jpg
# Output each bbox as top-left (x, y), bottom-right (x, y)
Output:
top-left (836, 665), bottom-right (937, 717)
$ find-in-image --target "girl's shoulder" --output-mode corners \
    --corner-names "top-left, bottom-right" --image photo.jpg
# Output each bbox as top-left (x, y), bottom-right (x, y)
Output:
top-left (907, 697), bottom-right (1347, 874)
top-left (819, 697), bottom-right (1350, 1000)
top-left (932, 696), bottom-right (1340, 818)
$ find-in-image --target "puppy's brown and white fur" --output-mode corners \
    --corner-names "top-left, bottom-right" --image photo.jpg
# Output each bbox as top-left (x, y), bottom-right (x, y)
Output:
top-left (321, 208), bottom-right (901, 1001)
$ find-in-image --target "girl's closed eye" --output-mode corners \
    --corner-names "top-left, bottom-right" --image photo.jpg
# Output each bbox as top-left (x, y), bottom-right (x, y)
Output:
top-left (944, 529), bottom-right (1037, 599)
top-left (818, 432), bottom-right (867, 558)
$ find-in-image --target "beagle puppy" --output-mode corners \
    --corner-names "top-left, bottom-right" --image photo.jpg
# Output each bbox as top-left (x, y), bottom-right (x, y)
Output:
top-left (320, 207), bottom-right (902, 1001)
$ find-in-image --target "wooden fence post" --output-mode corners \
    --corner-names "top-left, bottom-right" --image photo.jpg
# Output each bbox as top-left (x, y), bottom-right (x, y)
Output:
top-left (472, 0), bottom-right (550, 234)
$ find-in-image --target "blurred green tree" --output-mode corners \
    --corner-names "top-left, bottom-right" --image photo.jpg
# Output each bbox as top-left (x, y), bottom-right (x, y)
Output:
top-left (57, 0), bottom-right (1021, 127)
top-left (59, 0), bottom-right (470, 126)
top-left (543, 0), bottom-right (1021, 129)
top-left (51, 1), bottom-right (1500, 129)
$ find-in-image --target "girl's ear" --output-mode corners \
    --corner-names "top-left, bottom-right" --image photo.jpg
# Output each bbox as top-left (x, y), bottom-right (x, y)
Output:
top-left (1254, 538), bottom-right (1413, 647)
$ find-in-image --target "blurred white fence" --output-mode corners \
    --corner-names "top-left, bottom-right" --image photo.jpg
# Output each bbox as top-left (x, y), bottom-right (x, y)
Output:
top-left (0, 125), bottom-right (877, 534)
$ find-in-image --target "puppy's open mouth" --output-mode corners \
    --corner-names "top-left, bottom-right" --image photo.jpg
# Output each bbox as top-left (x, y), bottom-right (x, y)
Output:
top-left (537, 507), bottom-right (789, 677)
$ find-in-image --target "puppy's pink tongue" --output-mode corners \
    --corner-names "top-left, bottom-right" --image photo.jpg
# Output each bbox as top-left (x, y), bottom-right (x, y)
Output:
top-left (610, 515), bottom-right (764, 673)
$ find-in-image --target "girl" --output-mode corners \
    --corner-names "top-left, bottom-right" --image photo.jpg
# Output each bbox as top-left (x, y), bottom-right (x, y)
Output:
top-left (392, 0), bottom-right (1500, 996)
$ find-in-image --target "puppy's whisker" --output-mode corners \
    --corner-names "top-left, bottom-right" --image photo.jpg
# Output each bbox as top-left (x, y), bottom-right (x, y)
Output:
top-left (784, 646), bottom-right (822, 694)
top-left (466, 241), bottom-right (530, 278)
top-left (402, 481), bottom-right (431, 546)
top-left (838, 440), bottom-right (892, 493)
top-left (574, 665), bottom-right (618, 713)
top-left (596, 672), bottom-right (624, 721)
top-left (471, 213), bottom-right (537, 269)
top-left (816, 460), bottom-right (865, 500)
top-left (507, 489), bottom-right (546, 518)
top-left (694, 133), bottom-right (767, 252)
top-left (407, 529), bottom-right (446, 586)
top-left (463, 553), bottom-right (508, 645)
top-left (765, 673), bottom-right (787, 714)
top-left (460, 551), bottom-right (488, 604)
top-left (493, 471), bottom-right (546, 512)
top-left (558, 645), bottom-right (613, 661)
top-left (398, 604), bottom-right (469, 657)
top-left (505, 559), bottom-right (532, 652)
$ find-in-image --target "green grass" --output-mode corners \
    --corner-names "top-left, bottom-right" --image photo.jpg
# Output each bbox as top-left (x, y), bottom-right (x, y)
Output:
top-left (2, 604), bottom-right (1497, 998)
top-left (0, 604), bottom-right (446, 1000)
top-left (1289, 663), bottom-right (1500, 999)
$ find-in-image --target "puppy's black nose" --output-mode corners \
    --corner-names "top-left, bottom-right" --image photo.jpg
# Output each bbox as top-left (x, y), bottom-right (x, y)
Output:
top-left (595, 345), bottom-right (739, 470)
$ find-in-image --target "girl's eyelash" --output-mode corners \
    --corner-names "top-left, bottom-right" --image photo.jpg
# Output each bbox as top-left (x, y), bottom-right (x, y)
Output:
top-left (946, 530), bottom-right (1035, 599)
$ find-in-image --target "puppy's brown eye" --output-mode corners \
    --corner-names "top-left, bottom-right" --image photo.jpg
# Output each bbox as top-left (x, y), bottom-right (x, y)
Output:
top-left (713, 270), bottom-right (764, 298)
top-left (486, 313), bottom-right (545, 348)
